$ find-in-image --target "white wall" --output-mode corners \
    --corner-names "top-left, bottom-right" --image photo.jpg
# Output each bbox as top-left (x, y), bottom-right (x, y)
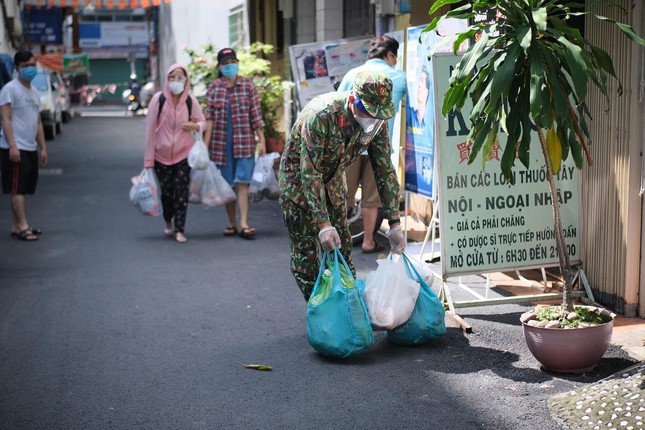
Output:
top-left (157, 0), bottom-right (246, 85)
top-left (0, 0), bottom-right (22, 56)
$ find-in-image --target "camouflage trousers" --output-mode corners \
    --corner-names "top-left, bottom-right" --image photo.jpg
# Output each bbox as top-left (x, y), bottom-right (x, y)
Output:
top-left (280, 197), bottom-right (355, 301)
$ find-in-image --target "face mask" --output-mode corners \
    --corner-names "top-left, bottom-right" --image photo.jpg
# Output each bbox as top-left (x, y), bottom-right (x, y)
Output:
top-left (220, 63), bottom-right (239, 79)
top-left (354, 115), bottom-right (382, 134)
top-left (19, 66), bottom-right (37, 82)
top-left (168, 81), bottom-right (185, 95)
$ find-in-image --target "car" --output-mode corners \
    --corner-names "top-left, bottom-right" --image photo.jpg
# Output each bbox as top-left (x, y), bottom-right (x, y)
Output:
top-left (32, 68), bottom-right (63, 139)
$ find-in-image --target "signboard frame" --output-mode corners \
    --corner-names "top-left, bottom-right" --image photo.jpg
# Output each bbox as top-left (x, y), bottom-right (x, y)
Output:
top-left (433, 52), bottom-right (582, 279)
top-left (429, 52), bottom-right (593, 330)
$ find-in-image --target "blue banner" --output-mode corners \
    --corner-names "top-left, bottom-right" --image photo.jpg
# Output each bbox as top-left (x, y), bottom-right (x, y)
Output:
top-left (404, 26), bottom-right (436, 199)
top-left (23, 7), bottom-right (63, 45)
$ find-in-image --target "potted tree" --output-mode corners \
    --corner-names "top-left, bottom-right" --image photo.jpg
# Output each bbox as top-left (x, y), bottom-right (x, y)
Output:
top-left (185, 42), bottom-right (293, 154)
top-left (426, 0), bottom-right (644, 373)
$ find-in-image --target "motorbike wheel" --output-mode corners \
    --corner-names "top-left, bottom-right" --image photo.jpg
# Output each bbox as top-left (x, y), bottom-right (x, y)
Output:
top-left (127, 102), bottom-right (141, 113)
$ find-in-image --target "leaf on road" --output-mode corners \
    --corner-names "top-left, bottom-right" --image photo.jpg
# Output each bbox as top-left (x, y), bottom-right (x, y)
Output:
top-left (240, 362), bottom-right (273, 371)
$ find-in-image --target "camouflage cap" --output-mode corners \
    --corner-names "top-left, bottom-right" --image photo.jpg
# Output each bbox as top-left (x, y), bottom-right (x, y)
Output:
top-left (352, 70), bottom-right (395, 120)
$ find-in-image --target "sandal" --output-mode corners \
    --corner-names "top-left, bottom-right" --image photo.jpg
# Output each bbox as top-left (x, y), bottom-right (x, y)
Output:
top-left (175, 232), bottom-right (187, 243)
top-left (15, 229), bottom-right (38, 241)
top-left (239, 227), bottom-right (256, 240)
top-left (223, 226), bottom-right (238, 236)
top-left (11, 227), bottom-right (42, 236)
top-left (362, 242), bottom-right (385, 254)
top-left (164, 224), bottom-right (174, 237)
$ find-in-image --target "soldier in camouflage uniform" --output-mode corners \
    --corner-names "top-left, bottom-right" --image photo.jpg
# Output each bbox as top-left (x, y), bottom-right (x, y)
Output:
top-left (279, 71), bottom-right (406, 301)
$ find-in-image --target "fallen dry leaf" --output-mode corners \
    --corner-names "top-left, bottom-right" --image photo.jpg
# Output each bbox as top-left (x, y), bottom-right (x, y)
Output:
top-left (240, 362), bottom-right (272, 371)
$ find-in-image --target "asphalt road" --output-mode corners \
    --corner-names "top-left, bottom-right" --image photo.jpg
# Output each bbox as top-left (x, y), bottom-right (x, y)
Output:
top-left (0, 112), bottom-right (637, 429)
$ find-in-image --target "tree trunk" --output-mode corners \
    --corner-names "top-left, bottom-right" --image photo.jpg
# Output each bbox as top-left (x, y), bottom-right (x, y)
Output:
top-left (536, 126), bottom-right (574, 312)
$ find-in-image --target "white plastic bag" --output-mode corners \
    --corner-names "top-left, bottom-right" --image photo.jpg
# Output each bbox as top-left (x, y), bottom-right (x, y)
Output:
top-left (201, 161), bottom-right (236, 207)
top-left (249, 152), bottom-right (281, 202)
top-left (188, 168), bottom-right (205, 204)
top-left (187, 131), bottom-right (209, 170)
top-left (363, 253), bottom-right (420, 330)
top-left (130, 168), bottom-right (162, 216)
top-left (406, 254), bottom-right (435, 285)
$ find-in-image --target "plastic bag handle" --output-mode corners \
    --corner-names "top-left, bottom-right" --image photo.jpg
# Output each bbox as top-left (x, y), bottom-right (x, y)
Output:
top-left (311, 248), bottom-right (353, 296)
top-left (327, 247), bottom-right (353, 292)
top-left (401, 252), bottom-right (424, 284)
top-left (311, 251), bottom-right (329, 297)
top-left (333, 247), bottom-right (353, 274)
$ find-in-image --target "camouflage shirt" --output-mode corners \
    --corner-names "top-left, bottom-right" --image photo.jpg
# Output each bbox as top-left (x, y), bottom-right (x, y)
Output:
top-left (279, 92), bottom-right (400, 225)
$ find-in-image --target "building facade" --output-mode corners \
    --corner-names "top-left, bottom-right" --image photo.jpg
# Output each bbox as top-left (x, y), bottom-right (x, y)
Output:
top-left (1, 0), bottom-right (23, 59)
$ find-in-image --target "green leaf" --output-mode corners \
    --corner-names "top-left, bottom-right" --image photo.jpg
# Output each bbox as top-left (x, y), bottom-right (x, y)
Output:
top-left (518, 118), bottom-right (532, 169)
top-left (568, 127), bottom-right (583, 168)
top-left (531, 7), bottom-right (548, 32)
top-left (442, 80), bottom-right (470, 116)
top-left (558, 36), bottom-right (587, 101)
top-left (528, 53), bottom-right (546, 124)
top-left (480, 125), bottom-right (499, 171)
top-left (616, 22), bottom-right (645, 46)
top-left (454, 31), bottom-right (489, 82)
top-left (556, 123), bottom-right (570, 162)
top-left (517, 26), bottom-right (533, 51)
top-left (453, 29), bottom-right (479, 53)
top-left (428, 0), bottom-right (465, 16)
top-left (490, 44), bottom-right (521, 102)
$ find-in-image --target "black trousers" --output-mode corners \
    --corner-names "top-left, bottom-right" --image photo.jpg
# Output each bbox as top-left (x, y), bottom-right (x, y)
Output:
top-left (154, 159), bottom-right (190, 233)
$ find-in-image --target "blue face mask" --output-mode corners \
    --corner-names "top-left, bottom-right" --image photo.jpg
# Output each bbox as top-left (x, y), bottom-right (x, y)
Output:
top-left (19, 66), bottom-right (37, 82)
top-left (220, 63), bottom-right (239, 79)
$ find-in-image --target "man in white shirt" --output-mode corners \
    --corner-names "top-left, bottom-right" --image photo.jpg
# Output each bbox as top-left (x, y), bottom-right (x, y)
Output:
top-left (0, 51), bottom-right (47, 241)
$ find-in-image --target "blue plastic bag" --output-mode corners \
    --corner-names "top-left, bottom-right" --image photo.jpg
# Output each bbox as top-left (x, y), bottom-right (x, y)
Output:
top-left (386, 253), bottom-right (446, 345)
top-left (307, 248), bottom-right (374, 358)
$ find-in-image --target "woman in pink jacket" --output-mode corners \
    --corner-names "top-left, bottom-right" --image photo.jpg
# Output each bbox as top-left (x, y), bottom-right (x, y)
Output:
top-left (145, 64), bottom-right (205, 243)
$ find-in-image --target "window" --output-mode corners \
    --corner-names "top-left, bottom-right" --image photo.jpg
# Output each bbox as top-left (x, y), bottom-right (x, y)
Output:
top-left (343, 0), bottom-right (374, 38)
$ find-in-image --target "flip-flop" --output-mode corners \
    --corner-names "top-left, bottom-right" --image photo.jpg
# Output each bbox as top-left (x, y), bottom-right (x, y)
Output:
top-left (15, 229), bottom-right (38, 241)
top-left (11, 227), bottom-right (42, 236)
top-left (239, 227), bottom-right (256, 240)
top-left (362, 242), bottom-right (385, 254)
top-left (223, 226), bottom-right (238, 236)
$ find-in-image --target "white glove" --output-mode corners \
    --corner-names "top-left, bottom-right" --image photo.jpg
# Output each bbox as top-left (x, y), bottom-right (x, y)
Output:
top-left (387, 224), bottom-right (406, 254)
top-left (318, 226), bottom-right (341, 252)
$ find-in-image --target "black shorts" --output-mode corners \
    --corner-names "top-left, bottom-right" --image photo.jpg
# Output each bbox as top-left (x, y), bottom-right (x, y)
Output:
top-left (0, 148), bottom-right (39, 195)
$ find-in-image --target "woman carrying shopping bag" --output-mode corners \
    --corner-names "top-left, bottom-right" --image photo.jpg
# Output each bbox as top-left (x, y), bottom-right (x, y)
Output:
top-left (144, 64), bottom-right (205, 243)
top-left (203, 48), bottom-right (266, 240)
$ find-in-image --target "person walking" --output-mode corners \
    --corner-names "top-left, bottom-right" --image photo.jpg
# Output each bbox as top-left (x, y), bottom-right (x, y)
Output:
top-left (279, 71), bottom-right (406, 301)
top-left (203, 48), bottom-right (266, 240)
top-left (337, 35), bottom-right (407, 254)
top-left (144, 64), bottom-right (205, 243)
top-left (0, 51), bottom-right (46, 241)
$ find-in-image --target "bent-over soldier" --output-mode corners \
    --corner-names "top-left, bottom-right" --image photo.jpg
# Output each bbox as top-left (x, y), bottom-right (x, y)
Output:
top-left (278, 71), bottom-right (406, 301)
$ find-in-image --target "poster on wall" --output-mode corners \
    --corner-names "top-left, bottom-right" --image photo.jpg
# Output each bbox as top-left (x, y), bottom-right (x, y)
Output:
top-left (433, 53), bottom-right (581, 277)
top-left (289, 37), bottom-right (371, 109)
top-left (404, 20), bottom-right (468, 200)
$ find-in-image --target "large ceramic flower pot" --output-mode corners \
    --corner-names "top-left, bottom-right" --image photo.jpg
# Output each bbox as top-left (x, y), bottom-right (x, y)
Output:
top-left (522, 308), bottom-right (614, 374)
